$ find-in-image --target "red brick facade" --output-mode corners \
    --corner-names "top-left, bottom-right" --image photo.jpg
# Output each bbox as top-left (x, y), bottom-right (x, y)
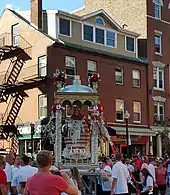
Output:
top-left (47, 43), bottom-right (149, 129)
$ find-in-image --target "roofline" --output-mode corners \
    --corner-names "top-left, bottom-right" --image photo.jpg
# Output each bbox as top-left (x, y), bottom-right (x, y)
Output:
top-left (82, 9), bottom-right (140, 37)
top-left (70, 5), bottom-right (85, 14)
top-left (3, 8), bottom-right (56, 42)
top-left (53, 41), bottom-right (148, 66)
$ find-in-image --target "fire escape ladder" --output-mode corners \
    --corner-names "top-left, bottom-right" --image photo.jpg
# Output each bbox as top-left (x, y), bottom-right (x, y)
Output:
top-left (6, 58), bottom-right (24, 85)
top-left (5, 94), bottom-right (24, 126)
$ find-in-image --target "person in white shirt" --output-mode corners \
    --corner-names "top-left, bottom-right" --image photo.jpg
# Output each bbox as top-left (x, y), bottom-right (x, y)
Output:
top-left (111, 153), bottom-right (129, 195)
top-left (139, 168), bottom-right (154, 194)
top-left (11, 155), bottom-right (21, 179)
top-left (11, 155), bottom-right (38, 195)
top-left (5, 153), bottom-right (15, 195)
top-left (99, 158), bottom-right (112, 195)
top-left (148, 158), bottom-right (156, 182)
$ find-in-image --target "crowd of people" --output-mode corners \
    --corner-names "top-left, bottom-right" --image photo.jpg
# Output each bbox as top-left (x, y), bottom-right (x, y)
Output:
top-left (0, 151), bottom-right (81, 195)
top-left (96, 153), bottom-right (170, 195)
top-left (0, 151), bottom-right (170, 195)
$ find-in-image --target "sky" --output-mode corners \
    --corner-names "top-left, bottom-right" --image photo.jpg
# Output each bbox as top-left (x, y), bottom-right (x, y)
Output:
top-left (0, 0), bottom-right (84, 14)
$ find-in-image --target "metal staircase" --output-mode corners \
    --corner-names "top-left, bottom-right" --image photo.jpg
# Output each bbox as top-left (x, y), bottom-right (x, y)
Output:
top-left (0, 33), bottom-right (32, 153)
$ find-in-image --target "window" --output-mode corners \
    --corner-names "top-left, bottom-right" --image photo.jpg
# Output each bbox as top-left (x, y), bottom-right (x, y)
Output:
top-left (154, 0), bottom-right (161, 19)
top-left (87, 60), bottom-right (97, 77)
top-left (155, 33), bottom-right (162, 54)
top-left (65, 56), bottom-right (76, 76)
top-left (38, 56), bottom-right (47, 76)
top-left (116, 99), bottom-right (124, 121)
top-left (95, 17), bottom-right (105, 26)
top-left (107, 31), bottom-right (116, 47)
top-left (95, 28), bottom-right (105, 45)
top-left (133, 102), bottom-right (141, 123)
top-left (126, 36), bottom-right (135, 52)
top-left (59, 18), bottom-right (70, 36)
top-left (83, 25), bottom-right (93, 42)
top-left (115, 67), bottom-right (123, 85)
top-left (12, 24), bottom-right (19, 46)
top-left (153, 67), bottom-right (164, 89)
top-left (38, 94), bottom-right (47, 119)
top-left (154, 102), bottom-right (164, 122)
top-left (132, 70), bottom-right (140, 87)
top-left (66, 105), bottom-right (72, 117)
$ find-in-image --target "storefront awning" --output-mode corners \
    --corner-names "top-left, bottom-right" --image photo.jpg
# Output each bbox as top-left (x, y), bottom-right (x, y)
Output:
top-left (111, 126), bottom-right (157, 136)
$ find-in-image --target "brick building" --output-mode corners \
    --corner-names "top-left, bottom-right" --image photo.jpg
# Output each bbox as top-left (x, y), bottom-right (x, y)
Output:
top-left (73, 0), bottom-right (170, 156)
top-left (0, 0), bottom-right (156, 155)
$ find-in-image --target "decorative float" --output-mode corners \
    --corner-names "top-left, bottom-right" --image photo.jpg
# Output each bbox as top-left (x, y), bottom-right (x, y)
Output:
top-left (42, 70), bottom-right (117, 169)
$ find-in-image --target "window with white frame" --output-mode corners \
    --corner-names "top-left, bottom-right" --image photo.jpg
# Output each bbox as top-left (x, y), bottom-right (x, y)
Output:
top-left (155, 33), bottom-right (162, 54)
top-left (132, 70), bottom-right (140, 87)
top-left (66, 105), bottom-right (72, 117)
top-left (116, 99), bottom-right (124, 121)
top-left (107, 31), bottom-right (116, 47)
top-left (59, 18), bottom-right (71, 36)
top-left (153, 67), bottom-right (164, 89)
top-left (115, 67), bottom-right (123, 85)
top-left (126, 36), bottom-right (135, 52)
top-left (83, 24), bottom-right (117, 48)
top-left (83, 24), bottom-right (93, 42)
top-left (95, 28), bottom-right (105, 45)
top-left (38, 55), bottom-right (47, 76)
top-left (154, 0), bottom-right (161, 19)
top-left (87, 60), bottom-right (97, 77)
top-left (133, 101), bottom-right (141, 123)
top-left (154, 102), bottom-right (164, 122)
top-left (12, 23), bottom-right (19, 46)
top-left (65, 56), bottom-right (76, 76)
top-left (38, 94), bottom-right (47, 119)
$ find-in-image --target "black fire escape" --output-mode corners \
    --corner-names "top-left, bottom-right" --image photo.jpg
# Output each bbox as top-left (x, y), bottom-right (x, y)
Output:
top-left (0, 33), bottom-right (46, 153)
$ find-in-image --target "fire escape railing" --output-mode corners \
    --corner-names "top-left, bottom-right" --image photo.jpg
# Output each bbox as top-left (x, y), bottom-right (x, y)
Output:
top-left (0, 33), bottom-right (32, 57)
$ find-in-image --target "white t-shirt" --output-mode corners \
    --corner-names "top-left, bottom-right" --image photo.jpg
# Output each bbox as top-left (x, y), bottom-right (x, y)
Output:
top-left (148, 164), bottom-right (155, 182)
top-left (11, 165), bottom-right (21, 179)
top-left (112, 161), bottom-right (129, 194)
top-left (101, 165), bottom-right (112, 192)
top-left (143, 176), bottom-right (153, 191)
top-left (11, 165), bottom-right (38, 187)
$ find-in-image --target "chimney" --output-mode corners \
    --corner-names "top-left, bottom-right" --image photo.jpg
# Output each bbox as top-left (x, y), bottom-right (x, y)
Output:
top-left (30, 0), bottom-right (42, 29)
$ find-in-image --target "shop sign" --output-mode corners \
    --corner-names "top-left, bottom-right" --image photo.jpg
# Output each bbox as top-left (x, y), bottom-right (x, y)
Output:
top-left (17, 125), bottom-right (41, 135)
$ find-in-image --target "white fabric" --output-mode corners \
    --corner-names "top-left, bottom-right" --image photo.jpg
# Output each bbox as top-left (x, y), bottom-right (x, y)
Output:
top-left (112, 161), bottom-right (129, 194)
top-left (11, 165), bottom-right (38, 187)
top-left (101, 165), bottom-right (112, 192)
top-left (5, 162), bottom-right (12, 182)
top-left (141, 163), bottom-right (148, 170)
top-left (148, 164), bottom-right (155, 182)
top-left (143, 176), bottom-right (153, 191)
top-left (11, 165), bottom-right (21, 179)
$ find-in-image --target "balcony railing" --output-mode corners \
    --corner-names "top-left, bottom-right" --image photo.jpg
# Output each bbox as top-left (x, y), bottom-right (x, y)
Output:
top-left (0, 33), bottom-right (32, 58)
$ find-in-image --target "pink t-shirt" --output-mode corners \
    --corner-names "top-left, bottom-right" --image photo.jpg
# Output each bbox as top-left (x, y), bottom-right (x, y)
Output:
top-left (25, 172), bottom-right (69, 195)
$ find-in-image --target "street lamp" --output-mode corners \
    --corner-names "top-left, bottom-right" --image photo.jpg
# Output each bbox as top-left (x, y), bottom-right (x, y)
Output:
top-left (30, 122), bottom-right (35, 159)
top-left (124, 110), bottom-right (130, 158)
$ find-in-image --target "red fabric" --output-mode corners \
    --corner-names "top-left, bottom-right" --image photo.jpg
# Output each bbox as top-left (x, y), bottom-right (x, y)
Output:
top-left (134, 158), bottom-right (142, 171)
top-left (25, 173), bottom-right (69, 195)
top-left (0, 169), bottom-right (7, 191)
top-left (156, 167), bottom-right (167, 185)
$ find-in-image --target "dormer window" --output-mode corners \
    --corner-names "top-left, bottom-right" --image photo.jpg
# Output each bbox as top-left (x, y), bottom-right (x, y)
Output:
top-left (153, 0), bottom-right (163, 19)
top-left (95, 17), bottom-right (105, 26)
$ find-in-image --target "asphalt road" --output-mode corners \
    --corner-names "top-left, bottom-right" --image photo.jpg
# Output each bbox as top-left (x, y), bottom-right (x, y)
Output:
top-left (167, 187), bottom-right (170, 194)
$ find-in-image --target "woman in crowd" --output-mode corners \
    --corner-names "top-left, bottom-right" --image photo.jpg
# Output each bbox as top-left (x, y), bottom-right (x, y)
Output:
top-left (70, 167), bottom-right (83, 195)
top-left (155, 160), bottom-right (167, 195)
top-left (139, 168), bottom-right (154, 195)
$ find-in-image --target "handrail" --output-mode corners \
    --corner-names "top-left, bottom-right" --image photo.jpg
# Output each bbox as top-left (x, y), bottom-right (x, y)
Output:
top-left (2, 95), bottom-right (14, 124)
top-left (0, 33), bottom-right (32, 57)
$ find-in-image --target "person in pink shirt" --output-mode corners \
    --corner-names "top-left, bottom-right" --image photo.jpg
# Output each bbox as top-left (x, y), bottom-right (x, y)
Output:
top-left (24, 150), bottom-right (78, 195)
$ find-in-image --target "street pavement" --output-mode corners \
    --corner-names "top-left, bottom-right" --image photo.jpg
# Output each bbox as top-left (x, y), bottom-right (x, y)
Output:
top-left (167, 187), bottom-right (170, 195)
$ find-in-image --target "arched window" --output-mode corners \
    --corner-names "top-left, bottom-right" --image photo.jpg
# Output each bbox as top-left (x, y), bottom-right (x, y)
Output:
top-left (95, 17), bottom-right (105, 26)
